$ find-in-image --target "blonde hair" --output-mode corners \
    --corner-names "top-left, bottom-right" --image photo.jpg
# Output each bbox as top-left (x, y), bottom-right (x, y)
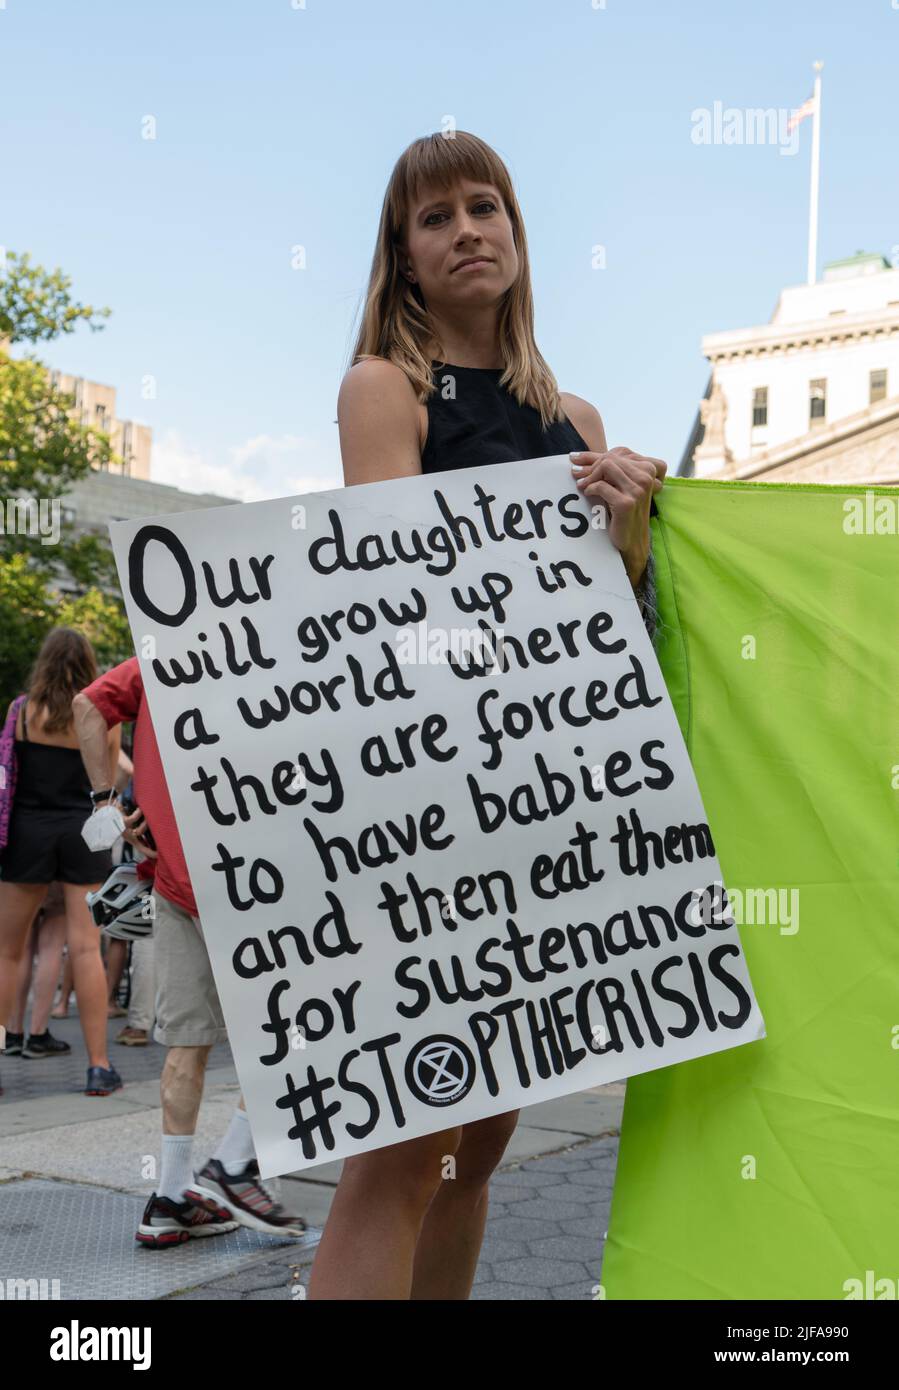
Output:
top-left (350, 131), bottom-right (567, 429)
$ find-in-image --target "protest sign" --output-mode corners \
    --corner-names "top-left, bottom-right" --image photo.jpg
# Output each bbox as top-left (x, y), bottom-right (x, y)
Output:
top-left (110, 458), bottom-right (765, 1177)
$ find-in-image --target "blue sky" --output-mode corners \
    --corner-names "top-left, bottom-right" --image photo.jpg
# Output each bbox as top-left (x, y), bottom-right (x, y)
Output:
top-left (3, 0), bottom-right (897, 501)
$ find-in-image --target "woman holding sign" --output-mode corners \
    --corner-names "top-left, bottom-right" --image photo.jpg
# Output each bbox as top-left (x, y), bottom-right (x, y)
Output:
top-left (310, 130), bottom-right (665, 1300)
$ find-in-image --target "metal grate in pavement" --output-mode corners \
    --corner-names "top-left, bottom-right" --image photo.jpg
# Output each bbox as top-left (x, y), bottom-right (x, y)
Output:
top-left (0, 1179), bottom-right (317, 1300)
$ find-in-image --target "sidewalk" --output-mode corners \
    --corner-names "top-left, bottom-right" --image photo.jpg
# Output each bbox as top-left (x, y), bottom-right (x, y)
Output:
top-left (0, 1014), bottom-right (623, 1300)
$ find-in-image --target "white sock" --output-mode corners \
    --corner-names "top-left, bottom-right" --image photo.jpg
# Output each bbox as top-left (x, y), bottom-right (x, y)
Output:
top-left (159, 1134), bottom-right (195, 1202)
top-left (213, 1107), bottom-right (255, 1175)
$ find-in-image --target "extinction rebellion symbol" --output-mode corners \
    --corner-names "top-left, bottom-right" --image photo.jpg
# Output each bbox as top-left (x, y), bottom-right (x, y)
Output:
top-left (405, 1035), bottom-right (476, 1107)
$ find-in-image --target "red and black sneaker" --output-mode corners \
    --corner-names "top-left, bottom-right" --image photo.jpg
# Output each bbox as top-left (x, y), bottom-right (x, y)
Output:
top-left (136, 1191), bottom-right (239, 1248)
top-left (185, 1158), bottom-right (307, 1236)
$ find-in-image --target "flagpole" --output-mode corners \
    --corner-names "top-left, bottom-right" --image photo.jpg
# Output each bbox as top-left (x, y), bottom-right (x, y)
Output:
top-left (807, 61), bottom-right (823, 285)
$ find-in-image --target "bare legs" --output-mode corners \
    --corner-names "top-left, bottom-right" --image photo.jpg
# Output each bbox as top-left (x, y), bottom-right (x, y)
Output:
top-left (308, 1109), bottom-right (519, 1300)
top-left (410, 1110), bottom-right (519, 1298)
top-left (21, 912), bottom-right (67, 1036)
top-left (161, 1044), bottom-right (212, 1134)
top-left (0, 882), bottom-right (49, 1026)
top-left (105, 937), bottom-right (128, 1014)
top-left (61, 882), bottom-right (111, 1070)
top-left (51, 955), bottom-right (74, 1018)
top-left (9, 922), bottom-right (37, 1033)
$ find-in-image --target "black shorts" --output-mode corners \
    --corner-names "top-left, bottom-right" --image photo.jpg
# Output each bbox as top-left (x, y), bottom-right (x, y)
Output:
top-left (0, 806), bottom-right (113, 885)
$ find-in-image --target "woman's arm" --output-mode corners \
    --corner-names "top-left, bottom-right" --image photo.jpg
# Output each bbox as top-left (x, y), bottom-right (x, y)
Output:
top-left (561, 392), bottom-right (661, 642)
top-left (338, 359), bottom-right (424, 487)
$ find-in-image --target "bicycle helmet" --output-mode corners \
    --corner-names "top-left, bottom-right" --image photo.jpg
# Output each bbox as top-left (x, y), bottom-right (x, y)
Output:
top-left (86, 862), bottom-right (155, 940)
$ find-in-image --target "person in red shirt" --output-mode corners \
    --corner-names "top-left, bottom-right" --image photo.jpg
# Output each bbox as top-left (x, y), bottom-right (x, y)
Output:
top-left (74, 657), bottom-right (307, 1248)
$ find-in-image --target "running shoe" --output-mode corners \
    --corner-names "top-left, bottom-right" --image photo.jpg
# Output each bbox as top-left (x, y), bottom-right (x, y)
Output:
top-left (3, 1032), bottom-right (24, 1056)
top-left (85, 1063), bottom-right (123, 1095)
top-left (22, 1030), bottom-right (71, 1058)
top-left (136, 1192), bottom-right (238, 1248)
top-left (185, 1158), bottom-right (307, 1236)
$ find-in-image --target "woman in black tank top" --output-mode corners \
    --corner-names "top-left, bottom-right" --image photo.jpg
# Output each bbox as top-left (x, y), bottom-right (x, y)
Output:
top-left (313, 131), bottom-right (666, 1300)
top-left (0, 628), bottom-right (123, 1096)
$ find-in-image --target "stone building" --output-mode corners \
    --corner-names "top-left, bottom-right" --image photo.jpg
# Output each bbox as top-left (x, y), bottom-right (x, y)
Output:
top-left (679, 251), bottom-right (899, 484)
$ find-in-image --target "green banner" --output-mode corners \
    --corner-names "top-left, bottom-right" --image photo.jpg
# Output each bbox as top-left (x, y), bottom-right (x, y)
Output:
top-left (602, 478), bottom-right (899, 1300)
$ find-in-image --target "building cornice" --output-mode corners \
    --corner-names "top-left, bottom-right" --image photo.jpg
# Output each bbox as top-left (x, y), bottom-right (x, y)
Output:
top-left (701, 305), bottom-right (899, 364)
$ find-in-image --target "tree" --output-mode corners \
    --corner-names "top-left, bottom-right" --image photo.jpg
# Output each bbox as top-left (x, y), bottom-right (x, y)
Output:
top-left (0, 250), bottom-right (132, 710)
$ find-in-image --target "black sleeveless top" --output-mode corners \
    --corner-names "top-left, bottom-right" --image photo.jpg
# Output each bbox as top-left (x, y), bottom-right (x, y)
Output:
top-left (13, 700), bottom-right (94, 812)
top-left (418, 359), bottom-right (660, 640)
top-left (420, 361), bottom-right (589, 473)
top-left (420, 360), bottom-right (659, 522)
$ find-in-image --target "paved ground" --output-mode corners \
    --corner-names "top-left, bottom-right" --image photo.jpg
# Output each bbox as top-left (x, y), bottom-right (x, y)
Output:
top-left (0, 1012), bottom-right (623, 1300)
top-left (166, 1139), bottom-right (618, 1301)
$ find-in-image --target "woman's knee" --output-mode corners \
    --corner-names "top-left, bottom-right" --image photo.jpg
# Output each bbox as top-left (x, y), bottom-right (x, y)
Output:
top-left (65, 927), bottom-right (103, 964)
top-left (342, 1126), bottom-right (462, 1210)
top-left (0, 885), bottom-right (46, 962)
top-left (452, 1110), bottom-right (520, 1190)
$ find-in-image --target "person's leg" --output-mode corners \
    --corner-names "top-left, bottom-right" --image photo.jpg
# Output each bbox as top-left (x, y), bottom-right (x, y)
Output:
top-left (0, 883), bottom-right (49, 1025)
top-left (105, 938), bottom-right (128, 1015)
top-left (184, 1090), bottom-right (306, 1235)
top-left (9, 921), bottom-right (36, 1033)
top-left (137, 1040), bottom-right (237, 1246)
top-left (307, 1125), bottom-right (464, 1300)
top-left (210, 1096), bottom-right (254, 1170)
top-left (152, 892), bottom-right (219, 1198)
top-left (62, 882), bottom-right (111, 1069)
top-left (161, 1045), bottom-right (212, 1133)
top-left (28, 911), bottom-right (68, 1036)
top-left (51, 953), bottom-right (74, 1018)
top-left (410, 1109), bottom-right (520, 1300)
top-left (123, 934), bottom-right (155, 1036)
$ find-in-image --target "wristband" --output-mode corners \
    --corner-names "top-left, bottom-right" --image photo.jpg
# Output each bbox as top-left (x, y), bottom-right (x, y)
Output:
top-left (90, 788), bottom-right (116, 806)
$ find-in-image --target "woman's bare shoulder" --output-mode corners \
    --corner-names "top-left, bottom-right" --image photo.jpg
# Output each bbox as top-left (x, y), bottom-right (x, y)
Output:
top-left (339, 356), bottom-right (419, 400)
top-left (338, 358), bottom-right (425, 482)
top-left (559, 391), bottom-right (607, 453)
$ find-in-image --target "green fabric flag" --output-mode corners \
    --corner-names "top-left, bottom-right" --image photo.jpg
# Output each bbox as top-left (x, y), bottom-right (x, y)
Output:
top-left (602, 477), bottom-right (899, 1301)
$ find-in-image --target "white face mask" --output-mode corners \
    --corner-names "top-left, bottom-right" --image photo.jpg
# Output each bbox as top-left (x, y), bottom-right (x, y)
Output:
top-left (81, 802), bottom-right (125, 852)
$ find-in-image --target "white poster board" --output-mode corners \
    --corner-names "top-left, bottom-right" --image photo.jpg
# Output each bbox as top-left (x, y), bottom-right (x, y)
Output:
top-left (110, 458), bottom-right (765, 1177)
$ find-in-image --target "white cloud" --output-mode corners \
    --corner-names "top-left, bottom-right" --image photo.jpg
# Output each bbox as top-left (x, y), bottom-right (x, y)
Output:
top-left (150, 429), bottom-right (342, 503)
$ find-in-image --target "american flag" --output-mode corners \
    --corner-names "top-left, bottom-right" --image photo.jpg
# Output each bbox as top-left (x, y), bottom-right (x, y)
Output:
top-left (787, 94), bottom-right (816, 133)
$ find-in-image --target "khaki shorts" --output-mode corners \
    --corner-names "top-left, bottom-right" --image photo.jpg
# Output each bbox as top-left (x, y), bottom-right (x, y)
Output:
top-left (152, 890), bottom-right (227, 1047)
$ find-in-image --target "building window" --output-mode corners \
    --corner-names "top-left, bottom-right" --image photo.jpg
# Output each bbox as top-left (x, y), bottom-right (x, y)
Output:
top-left (95, 403), bottom-right (107, 429)
top-left (870, 369), bottom-right (887, 404)
top-left (809, 379), bottom-right (827, 426)
top-left (751, 387), bottom-right (768, 428)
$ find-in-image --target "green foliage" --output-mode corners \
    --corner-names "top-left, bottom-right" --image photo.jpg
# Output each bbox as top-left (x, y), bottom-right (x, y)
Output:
top-left (0, 250), bottom-right (131, 711)
top-left (0, 250), bottom-right (111, 345)
top-left (0, 346), bottom-right (113, 498)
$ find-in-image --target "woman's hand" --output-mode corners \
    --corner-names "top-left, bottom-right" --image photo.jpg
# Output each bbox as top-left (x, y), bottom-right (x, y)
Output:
top-left (570, 447), bottom-right (666, 587)
top-left (120, 804), bottom-right (158, 860)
